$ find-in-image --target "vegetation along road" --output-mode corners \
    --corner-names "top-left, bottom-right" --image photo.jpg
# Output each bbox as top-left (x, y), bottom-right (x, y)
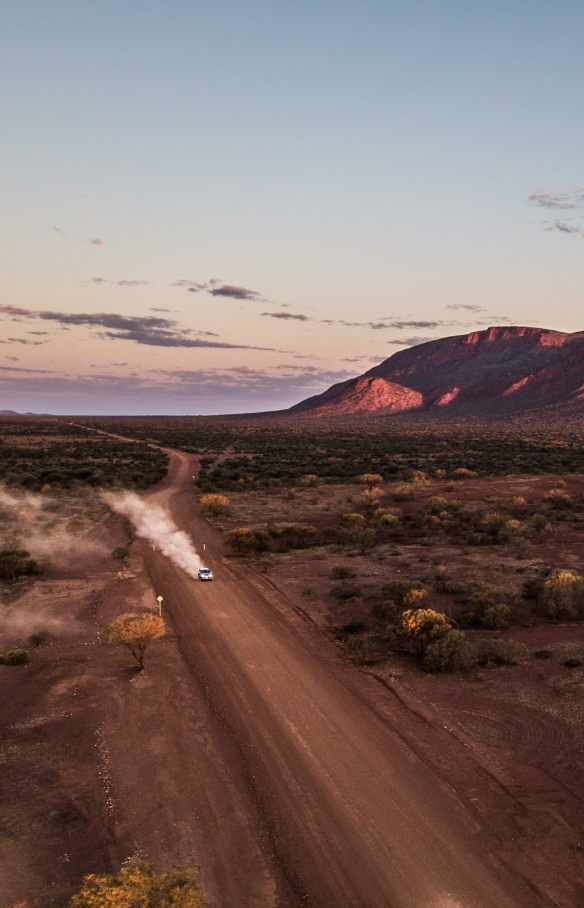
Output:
top-left (137, 447), bottom-right (554, 908)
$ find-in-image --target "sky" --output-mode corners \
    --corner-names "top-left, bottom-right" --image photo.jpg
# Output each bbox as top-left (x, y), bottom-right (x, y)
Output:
top-left (1, 0), bottom-right (583, 415)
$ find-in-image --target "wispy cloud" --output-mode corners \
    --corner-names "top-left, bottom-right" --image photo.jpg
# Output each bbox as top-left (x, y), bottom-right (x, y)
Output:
top-left (0, 365), bottom-right (55, 373)
top-left (89, 237), bottom-right (104, 246)
top-left (261, 311), bottom-right (311, 322)
top-left (446, 304), bottom-right (485, 312)
top-left (0, 305), bottom-right (276, 351)
top-left (210, 284), bottom-right (261, 300)
top-left (388, 336), bottom-right (435, 347)
top-left (545, 221), bottom-right (580, 234)
top-left (172, 280), bottom-right (208, 292)
top-left (53, 226), bottom-right (65, 237)
top-left (0, 337), bottom-right (47, 346)
top-left (90, 277), bottom-right (150, 286)
top-left (529, 187), bottom-right (584, 210)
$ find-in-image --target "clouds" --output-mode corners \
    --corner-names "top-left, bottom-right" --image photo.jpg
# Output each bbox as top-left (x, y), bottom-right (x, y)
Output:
top-left (262, 311), bottom-right (311, 321)
top-left (0, 362), bottom-right (361, 414)
top-left (89, 237), bottom-right (104, 245)
top-left (529, 187), bottom-right (584, 210)
top-left (387, 336), bottom-right (435, 347)
top-left (209, 284), bottom-right (260, 300)
top-left (0, 305), bottom-right (276, 351)
top-left (545, 221), bottom-right (581, 234)
top-left (90, 277), bottom-right (150, 286)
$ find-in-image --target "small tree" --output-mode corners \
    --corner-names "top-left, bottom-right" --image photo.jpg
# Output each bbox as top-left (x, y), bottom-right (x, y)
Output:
top-left (225, 527), bottom-right (262, 555)
top-left (68, 861), bottom-right (205, 908)
top-left (541, 571), bottom-right (583, 620)
top-left (397, 608), bottom-right (449, 658)
top-left (0, 548), bottom-right (39, 581)
top-left (359, 473), bottom-right (383, 490)
top-left (200, 494), bottom-right (230, 517)
top-left (340, 513), bottom-right (365, 528)
top-left (105, 613), bottom-right (165, 670)
top-left (423, 630), bottom-right (475, 673)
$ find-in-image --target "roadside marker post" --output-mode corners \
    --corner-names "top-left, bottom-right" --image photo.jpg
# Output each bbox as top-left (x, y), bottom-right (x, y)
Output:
top-left (156, 595), bottom-right (163, 616)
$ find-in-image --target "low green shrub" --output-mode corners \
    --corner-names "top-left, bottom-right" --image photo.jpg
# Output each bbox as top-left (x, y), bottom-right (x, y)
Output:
top-left (28, 630), bottom-right (51, 647)
top-left (423, 630), bottom-right (476, 673)
top-left (1, 648), bottom-right (29, 665)
top-left (475, 639), bottom-right (529, 667)
top-left (345, 635), bottom-right (377, 664)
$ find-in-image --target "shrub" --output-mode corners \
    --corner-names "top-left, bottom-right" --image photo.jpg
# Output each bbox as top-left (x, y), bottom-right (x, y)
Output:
top-left (200, 493), bottom-right (230, 516)
top-left (377, 513), bottom-right (400, 529)
top-left (397, 608), bottom-right (450, 657)
top-left (381, 579), bottom-right (425, 608)
top-left (105, 613), bottom-right (165, 670)
top-left (28, 630), bottom-right (51, 647)
top-left (372, 599), bottom-right (399, 622)
top-left (338, 621), bottom-right (366, 635)
top-left (392, 483), bottom-right (414, 501)
top-left (68, 861), bottom-right (205, 908)
top-left (452, 468), bottom-right (478, 479)
top-left (432, 564), bottom-right (451, 592)
top-left (564, 659), bottom-right (583, 668)
top-left (530, 513), bottom-right (551, 531)
top-left (481, 604), bottom-right (511, 630)
top-left (543, 490), bottom-right (573, 510)
top-left (299, 474), bottom-right (319, 486)
top-left (341, 513), bottom-right (365, 528)
top-left (0, 548), bottom-right (39, 581)
top-left (224, 528), bottom-right (268, 555)
top-left (423, 630), bottom-right (475, 673)
top-left (359, 473), bottom-right (383, 489)
top-left (278, 525), bottom-right (316, 549)
top-left (1, 648), bottom-right (29, 665)
top-left (475, 639), bottom-right (529, 667)
top-left (533, 649), bottom-right (553, 659)
top-left (345, 635), bottom-right (378, 664)
top-left (330, 584), bottom-right (363, 601)
top-left (331, 565), bottom-right (356, 580)
top-left (541, 570), bottom-right (583, 620)
top-left (112, 546), bottom-right (129, 560)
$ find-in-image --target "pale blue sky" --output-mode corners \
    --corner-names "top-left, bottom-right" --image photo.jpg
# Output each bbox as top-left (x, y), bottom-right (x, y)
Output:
top-left (1, 1), bottom-right (583, 413)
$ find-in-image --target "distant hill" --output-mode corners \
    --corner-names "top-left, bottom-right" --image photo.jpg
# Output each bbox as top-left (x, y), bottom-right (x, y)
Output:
top-left (289, 326), bottom-right (584, 417)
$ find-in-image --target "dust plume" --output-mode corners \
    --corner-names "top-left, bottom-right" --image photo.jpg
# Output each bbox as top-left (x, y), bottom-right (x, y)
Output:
top-left (0, 486), bottom-right (108, 564)
top-left (105, 492), bottom-right (203, 578)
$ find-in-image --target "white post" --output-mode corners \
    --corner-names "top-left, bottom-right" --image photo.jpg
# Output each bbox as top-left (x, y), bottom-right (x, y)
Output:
top-left (156, 595), bottom-right (163, 616)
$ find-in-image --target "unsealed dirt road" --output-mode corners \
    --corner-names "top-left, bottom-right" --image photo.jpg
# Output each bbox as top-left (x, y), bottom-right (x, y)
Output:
top-left (141, 448), bottom-right (565, 908)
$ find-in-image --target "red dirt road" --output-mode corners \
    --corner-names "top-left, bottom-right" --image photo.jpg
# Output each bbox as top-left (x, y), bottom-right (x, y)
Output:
top-left (142, 449), bottom-right (554, 908)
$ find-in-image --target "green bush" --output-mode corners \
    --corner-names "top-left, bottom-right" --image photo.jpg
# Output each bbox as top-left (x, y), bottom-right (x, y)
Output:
top-left (481, 604), bottom-right (511, 629)
top-left (345, 635), bottom-right (377, 664)
top-left (380, 579), bottom-right (425, 609)
top-left (475, 639), bottom-right (529, 667)
top-left (372, 599), bottom-right (399, 622)
top-left (330, 584), bottom-right (363, 601)
top-left (423, 630), bottom-right (476, 673)
top-left (112, 546), bottom-right (130, 560)
top-left (1, 648), bottom-right (29, 665)
top-left (331, 565), bottom-right (357, 580)
top-left (0, 548), bottom-right (39, 581)
top-left (28, 630), bottom-right (50, 647)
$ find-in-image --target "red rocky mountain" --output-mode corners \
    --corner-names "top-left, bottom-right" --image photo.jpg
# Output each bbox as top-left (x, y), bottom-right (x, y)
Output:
top-left (289, 326), bottom-right (584, 417)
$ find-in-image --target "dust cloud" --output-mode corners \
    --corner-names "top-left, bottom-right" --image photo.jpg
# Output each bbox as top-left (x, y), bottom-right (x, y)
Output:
top-left (0, 487), bottom-right (107, 564)
top-left (105, 492), bottom-right (203, 578)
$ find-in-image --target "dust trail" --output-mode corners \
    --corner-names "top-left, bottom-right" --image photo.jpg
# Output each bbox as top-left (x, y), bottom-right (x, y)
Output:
top-left (105, 492), bottom-right (203, 578)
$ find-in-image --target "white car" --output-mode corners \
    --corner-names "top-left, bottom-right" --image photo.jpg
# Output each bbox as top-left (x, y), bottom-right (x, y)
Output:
top-left (198, 567), bottom-right (213, 581)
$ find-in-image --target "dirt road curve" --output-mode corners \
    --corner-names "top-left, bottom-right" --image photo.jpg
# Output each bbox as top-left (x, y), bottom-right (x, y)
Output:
top-left (138, 448), bottom-right (553, 908)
